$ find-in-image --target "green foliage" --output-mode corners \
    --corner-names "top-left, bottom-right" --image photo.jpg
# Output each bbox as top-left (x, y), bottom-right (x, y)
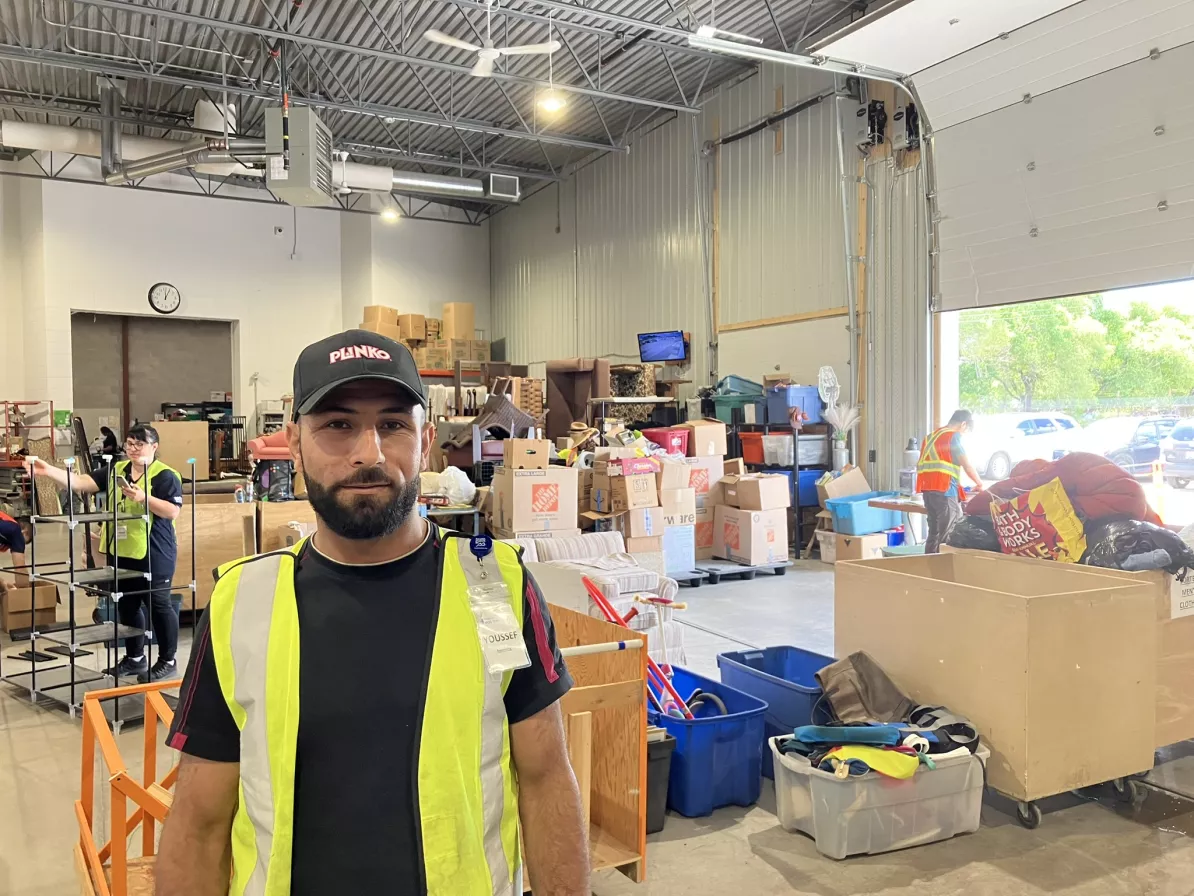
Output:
top-left (958, 295), bottom-right (1194, 415)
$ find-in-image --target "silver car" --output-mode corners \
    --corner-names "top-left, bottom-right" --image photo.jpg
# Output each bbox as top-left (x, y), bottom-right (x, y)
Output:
top-left (966, 413), bottom-right (1083, 480)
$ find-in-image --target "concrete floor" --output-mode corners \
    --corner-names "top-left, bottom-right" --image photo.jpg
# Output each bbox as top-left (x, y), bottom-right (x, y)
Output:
top-left (2, 556), bottom-right (1192, 895)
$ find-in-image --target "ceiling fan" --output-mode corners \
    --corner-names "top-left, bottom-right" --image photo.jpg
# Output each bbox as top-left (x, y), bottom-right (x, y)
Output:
top-left (424, 1), bottom-right (560, 78)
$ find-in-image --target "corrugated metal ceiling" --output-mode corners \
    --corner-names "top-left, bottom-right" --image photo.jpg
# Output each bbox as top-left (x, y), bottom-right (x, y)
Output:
top-left (0, 0), bottom-right (865, 188)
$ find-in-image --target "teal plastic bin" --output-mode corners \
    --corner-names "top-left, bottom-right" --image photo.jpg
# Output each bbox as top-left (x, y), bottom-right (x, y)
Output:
top-left (712, 394), bottom-right (765, 424)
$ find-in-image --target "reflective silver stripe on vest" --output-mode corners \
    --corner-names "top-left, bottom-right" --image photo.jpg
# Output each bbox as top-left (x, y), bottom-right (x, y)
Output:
top-left (456, 539), bottom-right (516, 896)
top-left (230, 554), bottom-right (285, 896)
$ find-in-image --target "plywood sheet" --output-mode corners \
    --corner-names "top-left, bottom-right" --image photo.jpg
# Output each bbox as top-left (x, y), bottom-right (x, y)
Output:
top-left (174, 503), bottom-right (255, 611)
top-left (257, 501), bottom-right (319, 553)
top-left (153, 421), bottom-right (209, 481)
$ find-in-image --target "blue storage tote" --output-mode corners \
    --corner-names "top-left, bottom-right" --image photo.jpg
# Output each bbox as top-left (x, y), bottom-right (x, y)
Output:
top-left (766, 385), bottom-right (823, 425)
top-left (648, 666), bottom-right (767, 817)
top-left (825, 491), bottom-right (903, 536)
top-left (717, 646), bottom-right (835, 778)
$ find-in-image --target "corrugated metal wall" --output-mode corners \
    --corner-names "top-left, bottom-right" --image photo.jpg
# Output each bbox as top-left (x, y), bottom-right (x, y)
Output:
top-left (867, 157), bottom-right (931, 489)
top-left (490, 62), bottom-right (852, 382)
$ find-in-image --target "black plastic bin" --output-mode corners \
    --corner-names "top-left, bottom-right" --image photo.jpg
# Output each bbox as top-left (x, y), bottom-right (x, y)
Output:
top-left (646, 734), bottom-right (677, 835)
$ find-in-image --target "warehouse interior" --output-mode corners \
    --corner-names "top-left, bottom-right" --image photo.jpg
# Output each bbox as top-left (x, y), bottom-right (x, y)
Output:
top-left (2, 1), bottom-right (1194, 894)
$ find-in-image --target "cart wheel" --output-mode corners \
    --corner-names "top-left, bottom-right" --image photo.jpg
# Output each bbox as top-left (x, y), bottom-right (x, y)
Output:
top-left (773, 566), bottom-right (787, 576)
top-left (1016, 801), bottom-right (1042, 830)
top-left (741, 570), bottom-right (757, 581)
top-left (689, 579), bottom-right (701, 588)
top-left (707, 574), bottom-right (721, 585)
top-left (1112, 778), bottom-right (1142, 805)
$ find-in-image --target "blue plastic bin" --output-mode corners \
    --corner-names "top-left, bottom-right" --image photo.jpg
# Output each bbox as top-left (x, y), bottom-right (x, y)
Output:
top-left (766, 385), bottom-right (823, 425)
top-left (825, 491), bottom-right (904, 536)
top-left (717, 646), bottom-right (835, 777)
top-left (648, 666), bottom-right (768, 817)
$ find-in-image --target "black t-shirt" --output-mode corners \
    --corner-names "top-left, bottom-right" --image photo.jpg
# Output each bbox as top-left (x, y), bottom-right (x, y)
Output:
top-left (92, 464), bottom-right (183, 577)
top-left (167, 528), bottom-right (572, 895)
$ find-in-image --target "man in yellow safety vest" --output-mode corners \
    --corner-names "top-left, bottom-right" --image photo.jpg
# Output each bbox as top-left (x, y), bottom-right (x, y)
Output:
top-left (156, 330), bottom-right (590, 895)
top-left (917, 409), bottom-right (984, 553)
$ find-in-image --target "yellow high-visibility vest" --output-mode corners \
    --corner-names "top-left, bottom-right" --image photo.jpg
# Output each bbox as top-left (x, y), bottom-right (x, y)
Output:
top-left (208, 530), bottom-right (525, 895)
top-left (100, 458), bottom-right (179, 560)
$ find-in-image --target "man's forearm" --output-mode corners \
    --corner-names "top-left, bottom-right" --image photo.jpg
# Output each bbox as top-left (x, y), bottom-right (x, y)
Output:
top-left (519, 767), bottom-right (590, 896)
top-left (155, 813), bottom-right (231, 895)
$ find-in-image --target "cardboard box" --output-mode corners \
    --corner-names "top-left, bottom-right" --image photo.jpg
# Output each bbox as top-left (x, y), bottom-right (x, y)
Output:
top-left (397, 313), bottom-right (426, 342)
top-left (444, 338), bottom-right (469, 363)
top-left (663, 524), bottom-right (696, 575)
top-left (592, 473), bottom-right (658, 514)
top-left (723, 458), bottom-right (746, 476)
top-left (834, 552), bottom-right (1157, 802)
top-left (624, 535), bottom-right (664, 554)
top-left (2, 582), bottom-right (56, 612)
top-left (682, 456), bottom-right (725, 507)
top-left (471, 340), bottom-right (492, 362)
top-left (723, 473), bottom-right (791, 511)
top-left (424, 346), bottom-right (449, 370)
top-left (503, 439), bottom-right (552, 470)
top-left (713, 506), bottom-right (788, 566)
top-left (492, 466), bottom-right (578, 532)
top-left (493, 527), bottom-right (581, 541)
top-left (412, 347), bottom-right (428, 368)
top-left (660, 488), bottom-right (697, 527)
top-left (680, 419), bottom-right (728, 457)
top-left (816, 467), bottom-right (870, 510)
top-left (594, 447), bottom-right (638, 474)
top-left (579, 510), bottom-right (617, 532)
top-left (362, 305), bottom-right (397, 326)
top-left (0, 602), bottom-right (55, 633)
top-left (577, 469), bottom-right (593, 508)
top-left (817, 531), bottom-right (886, 564)
top-left (442, 302), bottom-right (475, 340)
top-left (609, 457), bottom-right (661, 477)
top-left (425, 317), bottom-right (442, 338)
top-left (616, 506), bottom-right (664, 539)
top-left (360, 321), bottom-right (405, 343)
top-left (656, 459), bottom-right (690, 491)
top-left (694, 506), bottom-right (715, 559)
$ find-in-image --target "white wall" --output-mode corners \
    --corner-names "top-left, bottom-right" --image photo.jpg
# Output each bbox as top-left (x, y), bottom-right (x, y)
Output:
top-left (718, 318), bottom-right (850, 389)
top-left (3, 175), bottom-right (492, 433)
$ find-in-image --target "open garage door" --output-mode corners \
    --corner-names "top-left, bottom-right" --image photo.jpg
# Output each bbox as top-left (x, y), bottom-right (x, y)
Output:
top-left (818, 0), bottom-right (1194, 311)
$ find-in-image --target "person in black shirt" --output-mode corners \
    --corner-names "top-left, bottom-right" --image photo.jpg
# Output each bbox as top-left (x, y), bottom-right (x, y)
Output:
top-left (27, 424), bottom-right (183, 680)
top-left (156, 330), bottom-right (590, 895)
top-left (0, 512), bottom-right (32, 593)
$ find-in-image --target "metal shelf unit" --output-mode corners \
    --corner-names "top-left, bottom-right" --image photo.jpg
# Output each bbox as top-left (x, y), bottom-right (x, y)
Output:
top-left (2, 455), bottom-right (198, 730)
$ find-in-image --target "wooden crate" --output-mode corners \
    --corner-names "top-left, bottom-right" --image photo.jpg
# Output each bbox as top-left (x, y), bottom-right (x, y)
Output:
top-left (257, 500), bottom-right (319, 553)
top-left (174, 502), bottom-right (256, 611)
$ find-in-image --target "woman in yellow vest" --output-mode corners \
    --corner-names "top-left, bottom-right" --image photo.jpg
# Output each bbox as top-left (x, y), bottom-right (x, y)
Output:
top-left (25, 423), bottom-right (183, 680)
top-left (156, 330), bottom-right (590, 896)
top-left (916, 409), bottom-right (985, 553)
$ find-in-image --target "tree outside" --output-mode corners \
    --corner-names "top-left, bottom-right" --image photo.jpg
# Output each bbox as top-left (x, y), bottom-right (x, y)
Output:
top-left (958, 292), bottom-right (1194, 419)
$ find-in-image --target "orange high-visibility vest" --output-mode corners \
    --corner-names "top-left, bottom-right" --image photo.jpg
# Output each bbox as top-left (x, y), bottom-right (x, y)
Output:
top-left (916, 427), bottom-right (965, 495)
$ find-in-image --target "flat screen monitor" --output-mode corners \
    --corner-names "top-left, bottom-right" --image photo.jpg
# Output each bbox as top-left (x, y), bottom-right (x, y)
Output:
top-left (638, 330), bottom-right (687, 363)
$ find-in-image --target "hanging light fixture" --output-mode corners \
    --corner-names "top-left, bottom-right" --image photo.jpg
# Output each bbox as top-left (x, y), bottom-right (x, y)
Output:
top-left (380, 205), bottom-right (400, 223)
top-left (537, 14), bottom-right (567, 114)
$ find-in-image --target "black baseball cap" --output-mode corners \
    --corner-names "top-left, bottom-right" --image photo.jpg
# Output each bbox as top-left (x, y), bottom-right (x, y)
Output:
top-left (292, 329), bottom-right (427, 420)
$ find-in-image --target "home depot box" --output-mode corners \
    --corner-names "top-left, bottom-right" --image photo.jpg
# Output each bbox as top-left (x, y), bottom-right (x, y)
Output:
top-left (493, 527), bottom-right (581, 542)
top-left (471, 340), bottom-right (492, 362)
top-left (682, 455), bottom-right (725, 508)
top-left (953, 552), bottom-right (1194, 751)
top-left (834, 552), bottom-right (1157, 802)
top-left (591, 473), bottom-right (658, 513)
top-left (397, 314), bottom-right (426, 342)
top-left (362, 304), bottom-right (398, 326)
top-left (816, 530), bottom-right (886, 564)
top-left (713, 506), bottom-right (788, 566)
top-left (694, 506), bottom-right (715, 560)
top-left (723, 474), bottom-right (791, 511)
top-left (442, 302), bottom-right (475, 339)
top-left (491, 466), bottom-right (578, 532)
top-left (616, 506), bottom-right (664, 539)
top-left (660, 488), bottom-right (696, 527)
top-left (680, 418), bottom-right (728, 457)
top-left (503, 439), bottom-right (552, 470)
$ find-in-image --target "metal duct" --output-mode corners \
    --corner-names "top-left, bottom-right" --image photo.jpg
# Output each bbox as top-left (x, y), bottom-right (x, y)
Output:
top-left (391, 171), bottom-right (484, 199)
top-left (98, 77), bottom-right (123, 177)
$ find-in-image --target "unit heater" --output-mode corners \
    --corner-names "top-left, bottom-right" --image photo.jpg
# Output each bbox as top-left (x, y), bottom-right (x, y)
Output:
top-left (487, 174), bottom-right (521, 202)
top-left (265, 106), bottom-right (335, 207)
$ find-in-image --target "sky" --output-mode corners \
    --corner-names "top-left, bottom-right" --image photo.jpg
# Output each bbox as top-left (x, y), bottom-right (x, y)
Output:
top-left (1102, 278), bottom-right (1194, 313)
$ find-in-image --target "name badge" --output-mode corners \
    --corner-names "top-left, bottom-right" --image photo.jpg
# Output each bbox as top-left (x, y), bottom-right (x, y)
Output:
top-left (466, 573), bottom-right (530, 676)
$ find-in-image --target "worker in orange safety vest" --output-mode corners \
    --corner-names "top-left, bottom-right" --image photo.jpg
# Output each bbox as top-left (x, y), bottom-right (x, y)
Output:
top-left (917, 410), bottom-right (984, 553)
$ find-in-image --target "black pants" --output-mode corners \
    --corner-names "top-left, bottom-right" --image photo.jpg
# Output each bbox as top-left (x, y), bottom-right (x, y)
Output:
top-left (923, 491), bottom-right (962, 554)
top-left (119, 576), bottom-right (178, 661)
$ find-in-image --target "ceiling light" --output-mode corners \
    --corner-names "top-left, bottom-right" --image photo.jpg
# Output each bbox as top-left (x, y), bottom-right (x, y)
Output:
top-left (538, 91), bottom-right (567, 114)
top-left (380, 207), bottom-right (400, 223)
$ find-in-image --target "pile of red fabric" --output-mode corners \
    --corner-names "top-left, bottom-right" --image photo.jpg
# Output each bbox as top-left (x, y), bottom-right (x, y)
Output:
top-left (964, 452), bottom-right (1163, 525)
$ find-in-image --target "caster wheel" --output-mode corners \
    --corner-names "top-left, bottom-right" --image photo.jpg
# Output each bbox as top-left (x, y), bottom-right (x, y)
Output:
top-left (1016, 801), bottom-right (1042, 830)
top-left (690, 579), bottom-right (701, 588)
top-left (773, 566), bottom-right (787, 576)
top-left (742, 570), bottom-right (757, 581)
top-left (1112, 778), bottom-right (1142, 805)
top-left (708, 574), bottom-right (721, 585)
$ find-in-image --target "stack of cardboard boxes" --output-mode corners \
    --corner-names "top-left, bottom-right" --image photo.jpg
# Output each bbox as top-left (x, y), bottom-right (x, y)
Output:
top-left (490, 439), bottom-right (580, 541)
top-left (714, 473), bottom-right (791, 566)
top-left (814, 467), bottom-right (888, 562)
top-left (359, 302), bottom-right (489, 370)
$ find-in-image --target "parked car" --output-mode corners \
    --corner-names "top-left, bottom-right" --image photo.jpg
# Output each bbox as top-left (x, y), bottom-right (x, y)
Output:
top-left (1079, 416), bottom-right (1179, 476)
top-left (967, 413), bottom-right (1083, 480)
top-left (1161, 419), bottom-right (1194, 488)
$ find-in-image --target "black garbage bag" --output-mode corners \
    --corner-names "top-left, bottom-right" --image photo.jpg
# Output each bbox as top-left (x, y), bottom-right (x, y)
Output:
top-left (1081, 518), bottom-right (1194, 575)
top-left (943, 514), bottom-right (1000, 552)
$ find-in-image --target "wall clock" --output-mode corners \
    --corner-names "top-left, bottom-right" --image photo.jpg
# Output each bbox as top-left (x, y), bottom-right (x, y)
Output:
top-left (148, 282), bottom-right (182, 315)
